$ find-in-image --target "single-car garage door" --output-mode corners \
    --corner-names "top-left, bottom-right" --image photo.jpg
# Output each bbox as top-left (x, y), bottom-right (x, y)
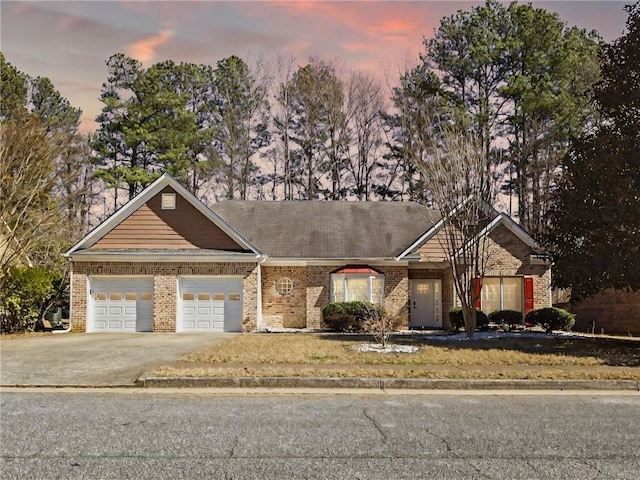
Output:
top-left (89, 277), bottom-right (154, 332)
top-left (178, 276), bottom-right (243, 332)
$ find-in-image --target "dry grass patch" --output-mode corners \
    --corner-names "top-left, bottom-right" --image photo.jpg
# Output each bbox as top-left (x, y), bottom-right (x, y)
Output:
top-left (184, 333), bottom-right (640, 367)
top-left (0, 332), bottom-right (56, 340)
top-left (151, 365), bottom-right (640, 380)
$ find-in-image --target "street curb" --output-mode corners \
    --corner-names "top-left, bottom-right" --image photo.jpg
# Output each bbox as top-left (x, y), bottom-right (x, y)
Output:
top-left (139, 376), bottom-right (640, 391)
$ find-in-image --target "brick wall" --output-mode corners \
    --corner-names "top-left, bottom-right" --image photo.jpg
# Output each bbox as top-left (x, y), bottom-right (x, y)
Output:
top-left (71, 273), bottom-right (88, 332)
top-left (71, 261), bottom-right (258, 332)
top-left (377, 266), bottom-right (409, 329)
top-left (261, 266), bottom-right (308, 329)
top-left (306, 265), bottom-right (338, 328)
top-left (571, 289), bottom-right (640, 334)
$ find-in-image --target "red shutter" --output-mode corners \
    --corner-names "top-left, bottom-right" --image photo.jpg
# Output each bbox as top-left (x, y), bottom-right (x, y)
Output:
top-left (472, 277), bottom-right (482, 309)
top-left (524, 277), bottom-right (534, 313)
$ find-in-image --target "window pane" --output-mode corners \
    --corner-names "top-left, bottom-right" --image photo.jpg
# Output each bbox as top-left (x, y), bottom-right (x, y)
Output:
top-left (198, 293), bottom-right (210, 301)
top-left (332, 276), bottom-right (344, 302)
top-left (503, 277), bottom-right (523, 312)
top-left (372, 276), bottom-right (384, 305)
top-left (183, 293), bottom-right (195, 301)
top-left (213, 293), bottom-right (225, 301)
top-left (109, 292), bottom-right (122, 301)
top-left (481, 278), bottom-right (500, 313)
top-left (125, 293), bottom-right (137, 301)
top-left (346, 277), bottom-right (368, 302)
top-left (228, 293), bottom-right (240, 301)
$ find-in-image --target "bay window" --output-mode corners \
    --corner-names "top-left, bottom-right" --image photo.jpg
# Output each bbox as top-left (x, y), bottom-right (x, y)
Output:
top-left (331, 273), bottom-right (384, 305)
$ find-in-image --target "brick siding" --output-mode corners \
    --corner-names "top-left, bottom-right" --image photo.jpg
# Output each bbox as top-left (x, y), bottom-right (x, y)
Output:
top-left (261, 266), bottom-right (308, 329)
top-left (71, 261), bottom-right (258, 332)
top-left (571, 289), bottom-right (640, 334)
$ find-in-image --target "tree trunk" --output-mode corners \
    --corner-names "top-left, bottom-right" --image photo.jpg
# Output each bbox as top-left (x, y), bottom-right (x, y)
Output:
top-left (462, 305), bottom-right (477, 339)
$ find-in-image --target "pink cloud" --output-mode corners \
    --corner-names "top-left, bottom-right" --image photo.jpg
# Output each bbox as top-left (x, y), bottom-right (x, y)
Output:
top-left (338, 42), bottom-right (377, 54)
top-left (125, 29), bottom-right (174, 65)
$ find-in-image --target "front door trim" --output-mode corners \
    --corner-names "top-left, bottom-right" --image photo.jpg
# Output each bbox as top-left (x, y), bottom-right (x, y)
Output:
top-left (409, 279), bottom-right (442, 329)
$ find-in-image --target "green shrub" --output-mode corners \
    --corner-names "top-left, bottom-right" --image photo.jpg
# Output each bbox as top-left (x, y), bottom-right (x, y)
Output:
top-left (1, 266), bottom-right (66, 333)
top-left (449, 307), bottom-right (489, 331)
top-left (489, 310), bottom-right (524, 327)
top-left (322, 301), bottom-right (384, 332)
top-left (525, 307), bottom-right (575, 332)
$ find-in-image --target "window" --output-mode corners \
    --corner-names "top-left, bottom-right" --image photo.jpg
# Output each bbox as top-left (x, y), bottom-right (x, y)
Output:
top-left (228, 293), bottom-right (241, 301)
top-left (276, 277), bottom-right (294, 295)
top-left (480, 277), bottom-right (523, 312)
top-left (331, 274), bottom-right (385, 305)
top-left (161, 193), bottom-right (176, 210)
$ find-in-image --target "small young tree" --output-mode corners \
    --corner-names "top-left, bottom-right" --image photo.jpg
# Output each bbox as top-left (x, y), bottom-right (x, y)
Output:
top-left (362, 303), bottom-right (393, 348)
top-left (413, 122), bottom-right (498, 338)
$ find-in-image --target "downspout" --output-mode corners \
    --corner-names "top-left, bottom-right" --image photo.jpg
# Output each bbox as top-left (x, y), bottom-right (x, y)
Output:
top-left (53, 269), bottom-right (72, 334)
top-left (256, 256), bottom-right (268, 330)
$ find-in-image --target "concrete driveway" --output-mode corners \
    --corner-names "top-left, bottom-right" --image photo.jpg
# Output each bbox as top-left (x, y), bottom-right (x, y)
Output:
top-left (0, 333), bottom-right (235, 387)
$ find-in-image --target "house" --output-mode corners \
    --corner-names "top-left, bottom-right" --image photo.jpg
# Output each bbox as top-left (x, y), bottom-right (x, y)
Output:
top-left (65, 174), bottom-right (551, 333)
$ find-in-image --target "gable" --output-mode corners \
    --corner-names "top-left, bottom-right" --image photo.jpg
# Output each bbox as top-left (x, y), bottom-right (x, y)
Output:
top-left (485, 224), bottom-right (533, 271)
top-left (91, 186), bottom-right (245, 251)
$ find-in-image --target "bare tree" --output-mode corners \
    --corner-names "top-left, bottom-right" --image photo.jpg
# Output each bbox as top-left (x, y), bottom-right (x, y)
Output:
top-left (0, 113), bottom-right (66, 287)
top-left (268, 52), bottom-right (298, 200)
top-left (344, 71), bottom-right (387, 200)
top-left (413, 121), bottom-right (498, 338)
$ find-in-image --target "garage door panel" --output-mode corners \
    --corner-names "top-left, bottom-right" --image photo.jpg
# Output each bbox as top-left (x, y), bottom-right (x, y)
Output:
top-left (179, 277), bottom-right (243, 332)
top-left (90, 277), bottom-right (154, 333)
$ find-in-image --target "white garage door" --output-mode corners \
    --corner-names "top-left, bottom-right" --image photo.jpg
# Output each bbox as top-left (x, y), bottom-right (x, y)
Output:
top-left (178, 277), bottom-right (243, 332)
top-left (90, 277), bottom-right (154, 332)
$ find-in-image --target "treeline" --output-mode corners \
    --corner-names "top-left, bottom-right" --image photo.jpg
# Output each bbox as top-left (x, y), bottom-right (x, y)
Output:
top-left (1, 0), bottom-right (638, 301)
top-left (87, 0), bottom-right (603, 238)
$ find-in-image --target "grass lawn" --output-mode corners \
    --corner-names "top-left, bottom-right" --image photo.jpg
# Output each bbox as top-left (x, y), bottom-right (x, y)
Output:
top-left (152, 332), bottom-right (640, 380)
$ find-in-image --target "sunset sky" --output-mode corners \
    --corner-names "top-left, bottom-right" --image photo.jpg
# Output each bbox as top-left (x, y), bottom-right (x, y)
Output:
top-left (1, 1), bottom-right (631, 131)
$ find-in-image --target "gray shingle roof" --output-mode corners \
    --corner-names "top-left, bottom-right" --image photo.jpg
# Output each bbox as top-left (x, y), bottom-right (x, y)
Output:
top-left (210, 201), bottom-right (441, 259)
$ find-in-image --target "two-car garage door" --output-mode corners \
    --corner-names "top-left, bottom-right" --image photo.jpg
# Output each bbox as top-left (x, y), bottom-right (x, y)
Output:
top-left (178, 277), bottom-right (243, 332)
top-left (89, 276), bottom-right (243, 333)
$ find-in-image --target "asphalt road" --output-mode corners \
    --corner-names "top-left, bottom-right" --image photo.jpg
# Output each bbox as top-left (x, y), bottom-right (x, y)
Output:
top-left (2, 391), bottom-right (639, 479)
top-left (0, 333), bottom-right (234, 386)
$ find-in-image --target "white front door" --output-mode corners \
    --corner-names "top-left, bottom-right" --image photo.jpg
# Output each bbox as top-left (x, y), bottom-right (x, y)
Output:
top-left (178, 277), bottom-right (243, 332)
top-left (410, 280), bottom-right (442, 328)
top-left (89, 277), bottom-right (154, 332)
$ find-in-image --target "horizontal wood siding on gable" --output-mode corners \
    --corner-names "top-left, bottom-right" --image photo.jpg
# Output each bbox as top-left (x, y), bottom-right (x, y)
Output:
top-left (91, 186), bottom-right (245, 250)
top-left (417, 226), bottom-right (463, 261)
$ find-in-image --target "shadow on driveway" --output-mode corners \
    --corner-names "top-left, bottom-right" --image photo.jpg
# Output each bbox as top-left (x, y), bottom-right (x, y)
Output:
top-left (0, 333), bottom-right (236, 387)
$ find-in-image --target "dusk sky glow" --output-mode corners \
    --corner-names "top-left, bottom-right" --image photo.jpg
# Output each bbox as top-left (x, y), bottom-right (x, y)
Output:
top-left (1, 1), bottom-right (630, 131)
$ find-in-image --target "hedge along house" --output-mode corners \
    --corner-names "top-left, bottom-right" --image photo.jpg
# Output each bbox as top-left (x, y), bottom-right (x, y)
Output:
top-left (65, 174), bottom-right (552, 333)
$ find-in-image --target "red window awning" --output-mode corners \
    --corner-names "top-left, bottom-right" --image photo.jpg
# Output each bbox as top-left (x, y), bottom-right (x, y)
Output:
top-left (332, 266), bottom-right (382, 275)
